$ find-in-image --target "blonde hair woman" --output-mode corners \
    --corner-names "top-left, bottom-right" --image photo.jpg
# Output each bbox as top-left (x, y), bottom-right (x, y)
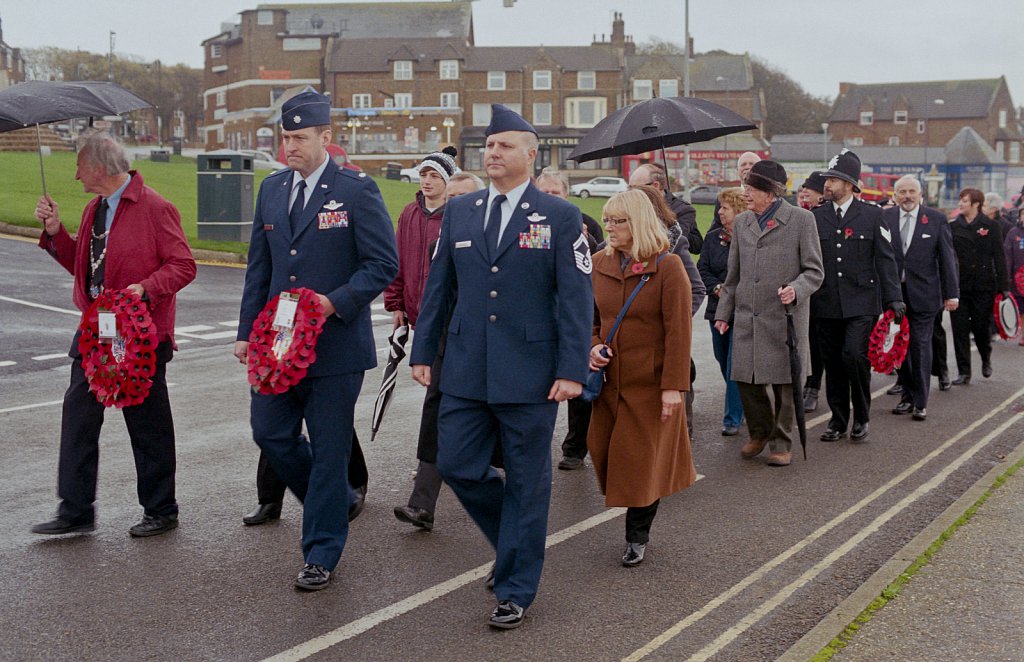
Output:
top-left (587, 190), bottom-right (696, 566)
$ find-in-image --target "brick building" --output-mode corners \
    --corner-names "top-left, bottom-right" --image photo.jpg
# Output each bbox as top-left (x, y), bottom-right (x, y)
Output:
top-left (827, 77), bottom-right (1021, 165)
top-left (0, 16), bottom-right (25, 89)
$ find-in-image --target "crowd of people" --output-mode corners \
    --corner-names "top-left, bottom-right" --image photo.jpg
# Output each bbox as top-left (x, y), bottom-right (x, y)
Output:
top-left (27, 98), bottom-right (1024, 631)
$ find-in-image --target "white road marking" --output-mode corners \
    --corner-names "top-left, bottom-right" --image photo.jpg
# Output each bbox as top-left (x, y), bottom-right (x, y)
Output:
top-left (31, 353), bottom-right (69, 361)
top-left (218, 320), bottom-right (239, 327)
top-left (623, 385), bottom-right (1024, 661)
top-left (372, 302), bottom-right (386, 311)
top-left (262, 508), bottom-right (627, 662)
top-left (0, 294), bottom-right (78, 316)
top-left (176, 339), bottom-right (192, 345)
top-left (0, 360), bottom-right (16, 367)
top-left (0, 399), bottom-right (63, 413)
top-left (683, 412), bottom-right (1023, 662)
top-left (176, 325), bottom-right (215, 334)
top-left (371, 314), bottom-right (391, 322)
top-left (179, 330), bottom-right (238, 340)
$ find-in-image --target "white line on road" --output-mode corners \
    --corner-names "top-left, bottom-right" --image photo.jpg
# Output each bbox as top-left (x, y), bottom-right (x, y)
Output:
top-left (0, 400), bottom-right (63, 414)
top-left (176, 325), bottom-right (215, 334)
top-left (683, 412), bottom-right (1023, 662)
top-left (0, 294), bottom-right (78, 316)
top-left (371, 314), bottom-right (391, 322)
top-left (262, 508), bottom-right (627, 662)
top-left (218, 320), bottom-right (239, 327)
top-left (623, 385), bottom-right (1024, 661)
top-left (179, 330), bottom-right (238, 340)
top-left (31, 353), bottom-right (69, 361)
top-left (0, 360), bottom-right (16, 367)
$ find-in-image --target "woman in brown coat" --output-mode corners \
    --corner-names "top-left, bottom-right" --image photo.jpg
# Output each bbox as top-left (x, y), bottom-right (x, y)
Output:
top-left (587, 189), bottom-right (696, 567)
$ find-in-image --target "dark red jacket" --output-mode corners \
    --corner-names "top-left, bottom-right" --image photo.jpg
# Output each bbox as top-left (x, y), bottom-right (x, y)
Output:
top-left (383, 191), bottom-right (444, 328)
top-left (39, 171), bottom-right (197, 346)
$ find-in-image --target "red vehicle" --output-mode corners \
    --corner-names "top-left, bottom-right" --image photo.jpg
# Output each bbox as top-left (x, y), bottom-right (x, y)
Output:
top-left (858, 172), bottom-right (900, 204)
top-left (276, 143), bottom-right (362, 172)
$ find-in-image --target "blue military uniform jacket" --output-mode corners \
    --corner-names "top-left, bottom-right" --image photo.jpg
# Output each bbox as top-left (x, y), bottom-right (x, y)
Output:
top-left (237, 159), bottom-right (399, 377)
top-left (882, 205), bottom-right (959, 313)
top-left (811, 198), bottom-right (902, 319)
top-left (410, 182), bottom-right (593, 404)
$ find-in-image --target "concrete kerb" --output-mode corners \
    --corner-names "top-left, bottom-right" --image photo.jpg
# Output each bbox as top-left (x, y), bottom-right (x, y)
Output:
top-left (780, 431), bottom-right (1024, 661)
top-left (0, 221), bottom-right (247, 265)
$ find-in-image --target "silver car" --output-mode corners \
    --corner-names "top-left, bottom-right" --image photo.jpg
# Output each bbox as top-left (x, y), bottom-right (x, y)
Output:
top-left (569, 177), bottom-right (628, 199)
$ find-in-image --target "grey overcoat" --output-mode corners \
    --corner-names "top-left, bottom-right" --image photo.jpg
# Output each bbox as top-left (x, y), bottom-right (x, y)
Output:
top-left (715, 199), bottom-right (824, 384)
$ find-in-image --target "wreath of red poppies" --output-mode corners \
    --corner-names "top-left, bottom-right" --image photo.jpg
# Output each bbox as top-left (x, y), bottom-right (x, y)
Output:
top-left (993, 293), bottom-right (1021, 340)
top-left (246, 287), bottom-right (325, 395)
top-left (867, 309), bottom-right (910, 374)
top-left (78, 290), bottom-right (158, 408)
top-left (1015, 265), bottom-right (1024, 296)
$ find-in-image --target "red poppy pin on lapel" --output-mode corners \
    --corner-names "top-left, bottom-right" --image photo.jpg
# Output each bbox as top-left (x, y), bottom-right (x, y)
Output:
top-left (766, 219), bottom-right (777, 230)
top-left (921, 215), bottom-right (929, 225)
top-left (978, 227), bottom-right (989, 237)
top-left (844, 228), bottom-right (854, 239)
top-left (631, 261), bottom-right (647, 274)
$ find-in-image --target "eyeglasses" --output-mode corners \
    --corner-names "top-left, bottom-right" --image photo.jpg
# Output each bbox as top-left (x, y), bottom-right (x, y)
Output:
top-left (627, 182), bottom-right (654, 190)
top-left (603, 217), bottom-right (629, 226)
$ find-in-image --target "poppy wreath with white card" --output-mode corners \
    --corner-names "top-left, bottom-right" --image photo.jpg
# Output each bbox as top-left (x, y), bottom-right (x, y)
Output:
top-left (77, 289), bottom-right (158, 408)
top-left (246, 287), bottom-right (325, 395)
top-left (867, 309), bottom-right (910, 374)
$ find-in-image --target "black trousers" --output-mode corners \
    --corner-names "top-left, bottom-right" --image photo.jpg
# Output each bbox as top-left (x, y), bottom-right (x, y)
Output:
top-left (897, 303), bottom-right (938, 410)
top-left (625, 499), bottom-right (660, 544)
top-left (950, 290), bottom-right (995, 376)
top-left (930, 311), bottom-right (948, 379)
top-left (58, 340), bottom-right (177, 522)
top-left (817, 316), bottom-right (875, 432)
top-left (805, 316), bottom-right (825, 391)
top-left (561, 398), bottom-right (592, 460)
top-left (256, 430), bottom-right (367, 504)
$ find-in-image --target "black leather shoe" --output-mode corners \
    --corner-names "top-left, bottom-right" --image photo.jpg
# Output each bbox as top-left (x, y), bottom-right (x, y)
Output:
top-left (242, 502), bottom-right (282, 526)
top-left (886, 383), bottom-right (904, 395)
top-left (31, 516), bottom-right (95, 535)
top-left (393, 505), bottom-right (434, 531)
top-left (938, 375), bottom-right (952, 391)
top-left (485, 564), bottom-right (495, 591)
top-left (129, 514), bottom-right (178, 537)
top-left (851, 422), bottom-right (869, 441)
top-left (952, 374), bottom-right (971, 386)
top-left (721, 425), bottom-right (740, 436)
top-left (622, 542), bottom-right (647, 566)
top-left (349, 485), bottom-right (366, 523)
top-left (982, 361), bottom-right (993, 378)
top-left (557, 456), bottom-right (584, 470)
top-left (892, 401), bottom-right (914, 415)
top-left (820, 428), bottom-right (845, 442)
top-left (488, 600), bottom-right (525, 629)
top-left (802, 387), bottom-right (819, 413)
top-left (912, 408), bottom-right (927, 421)
top-left (294, 563), bottom-right (331, 591)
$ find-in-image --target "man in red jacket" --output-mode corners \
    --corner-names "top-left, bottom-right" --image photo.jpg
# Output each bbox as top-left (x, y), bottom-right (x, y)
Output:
top-left (32, 129), bottom-right (196, 538)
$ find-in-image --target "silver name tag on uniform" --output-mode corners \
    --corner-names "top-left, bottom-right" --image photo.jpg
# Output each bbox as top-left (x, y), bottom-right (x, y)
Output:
top-left (456, 241), bottom-right (472, 249)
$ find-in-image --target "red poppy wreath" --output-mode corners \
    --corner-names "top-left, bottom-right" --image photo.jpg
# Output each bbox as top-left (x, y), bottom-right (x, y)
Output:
top-left (867, 309), bottom-right (910, 374)
top-left (246, 287), bottom-right (325, 395)
top-left (77, 290), bottom-right (158, 408)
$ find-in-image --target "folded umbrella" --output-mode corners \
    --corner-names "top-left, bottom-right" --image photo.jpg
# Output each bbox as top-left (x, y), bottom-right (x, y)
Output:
top-left (784, 306), bottom-right (808, 460)
top-left (370, 324), bottom-right (409, 441)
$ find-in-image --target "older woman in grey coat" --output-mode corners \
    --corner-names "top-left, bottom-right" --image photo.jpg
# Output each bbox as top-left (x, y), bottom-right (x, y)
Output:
top-left (714, 161), bottom-right (824, 466)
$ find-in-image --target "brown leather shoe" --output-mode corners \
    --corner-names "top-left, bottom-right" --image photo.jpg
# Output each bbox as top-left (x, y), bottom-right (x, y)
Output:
top-left (766, 451), bottom-right (792, 466)
top-left (740, 438), bottom-right (768, 458)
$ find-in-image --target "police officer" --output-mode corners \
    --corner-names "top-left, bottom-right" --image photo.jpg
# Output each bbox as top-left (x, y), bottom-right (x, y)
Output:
top-left (812, 150), bottom-right (904, 443)
top-left (410, 105), bottom-right (592, 629)
top-left (234, 89), bottom-right (398, 590)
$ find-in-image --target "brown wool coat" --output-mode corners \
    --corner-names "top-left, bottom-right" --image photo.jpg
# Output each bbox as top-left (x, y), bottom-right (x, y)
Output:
top-left (586, 249), bottom-right (697, 507)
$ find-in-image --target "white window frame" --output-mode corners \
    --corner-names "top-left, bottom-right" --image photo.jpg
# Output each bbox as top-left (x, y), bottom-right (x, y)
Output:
top-left (393, 60), bottom-right (413, 80)
top-left (383, 98), bottom-right (394, 108)
top-left (533, 102), bottom-right (552, 126)
top-left (210, 44), bottom-right (222, 59)
top-left (659, 79), bottom-right (679, 98)
top-left (859, 111), bottom-right (873, 126)
top-left (533, 70), bottom-right (551, 90)
top-left (917, 119), bottom-right (926, 134)
top-left (215, 90), bottom-right (226, 107)
top-left (472, 103), bottom-right (491, 126)
top-left (504, 103), bottom-right (522, 116)
top-left (440, 92), bottom-right (459, 108)
top-left (577, 71), bottom-right (596, 90)
top-left (996, 141), bottom-right (1005, 159)
top-left (894, 110), bottom-right (908, 124)
top-left (888, 136), bottom-right (900, 146)
top-left (633, 79), bottom-right (652, 101)
top-left (565, 97), bottom-right (607, 129)
top-left (845, 136), bottom-right (864, 146)
top-left (352, 93), bottom-right (372, 109)
top-left (488, 71), bottom-right (506, 91)
top-left (1009, 141), bottom-right (1020, 163)
top-left (257, 10), bottom-right (274, 25)
top-left (394, 93), bottom-right (412, 109)
top-left (439, 60), bottom-right (459, 80)
top-left (999, 109), bottom-right (1008, 128)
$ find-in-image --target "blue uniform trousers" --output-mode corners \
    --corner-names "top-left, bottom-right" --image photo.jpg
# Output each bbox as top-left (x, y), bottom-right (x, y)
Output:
top-left (709, 321), bottom-right (744, 428)
top-left (250, 372), bottom-right (363, 571)
top-left (437, 394), bottom-right (558, 610)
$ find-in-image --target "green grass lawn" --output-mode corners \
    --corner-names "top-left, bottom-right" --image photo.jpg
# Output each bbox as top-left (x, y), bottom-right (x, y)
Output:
top-left (0, 152), bottom-right (714, 254)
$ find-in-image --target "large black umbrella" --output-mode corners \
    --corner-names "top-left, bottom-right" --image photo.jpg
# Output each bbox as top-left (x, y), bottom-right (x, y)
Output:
top-left (567, 96), bottom-right (755, 163)
top-left (370, 324), bottom-right (409, 441)
top-left (0, 80), bottom-right (154, 194)
top-left (784, 306), bottom-right (808, 460)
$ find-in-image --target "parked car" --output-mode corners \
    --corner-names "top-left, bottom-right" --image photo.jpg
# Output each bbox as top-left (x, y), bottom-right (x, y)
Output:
top-left (685, 185), bottom-right (723, 205)
top-left (570, 177), bottom-right (628, 198)
top-left (206, 149), bottom-right (288, 171)
top-left (400, 167), bottom-right (420, 183)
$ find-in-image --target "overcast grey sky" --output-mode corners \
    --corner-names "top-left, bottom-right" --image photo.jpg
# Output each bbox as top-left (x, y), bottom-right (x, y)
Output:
top-left (2, 0), bottom-right (1021, 101)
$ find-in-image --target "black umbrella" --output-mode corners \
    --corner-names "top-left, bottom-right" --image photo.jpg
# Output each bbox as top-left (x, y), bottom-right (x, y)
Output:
top-left (0, 80), bottom-right (154, 194)
top-left (370, 324), bottom-right (409, 441)
top-left (784, 306), bottom-right (808, 460)
top-left (567, 96), bottom-right (755, 163)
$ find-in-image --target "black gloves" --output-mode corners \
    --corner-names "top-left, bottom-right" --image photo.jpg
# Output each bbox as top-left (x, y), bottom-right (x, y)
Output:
top-left (888, 301), bottom-right (906, 324)
top-left (1003, 290), bottom-right (1014, 300)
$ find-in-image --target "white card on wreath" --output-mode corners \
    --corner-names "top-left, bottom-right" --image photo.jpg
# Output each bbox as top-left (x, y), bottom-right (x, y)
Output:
top-left (273, 293), bottom-right (299, 329)
top-left (98, 311), bottom-right (117, 339)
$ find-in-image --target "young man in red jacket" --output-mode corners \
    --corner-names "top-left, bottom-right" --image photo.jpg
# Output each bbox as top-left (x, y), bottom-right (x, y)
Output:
top-left (385, 146), bottom-right (459, 531)
top-left (32, 129), bottom-right (196, 538)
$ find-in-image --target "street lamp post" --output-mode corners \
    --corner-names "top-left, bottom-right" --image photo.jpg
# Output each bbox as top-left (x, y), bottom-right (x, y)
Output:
top-left (821, 122), bottom-right (829, 167)
top-left (346, 119), bottom-right (362, 154)
top-left (442, 116), bottom-right (455, 145)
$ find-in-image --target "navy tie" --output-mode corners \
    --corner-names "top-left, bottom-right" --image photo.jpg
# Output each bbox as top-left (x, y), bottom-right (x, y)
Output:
top-left (484, 194), bottom-right (507, 259)
top-left (289, 180), bottom-right (307, 233)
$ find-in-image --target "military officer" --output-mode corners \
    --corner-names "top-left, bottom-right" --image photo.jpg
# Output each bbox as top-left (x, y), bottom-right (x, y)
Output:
top-left (811, 150), bottom-right (904, 443)
top-left (234, 89), bottom-right (398, 590)
top-left (410, 105), bottom-right (592, 629)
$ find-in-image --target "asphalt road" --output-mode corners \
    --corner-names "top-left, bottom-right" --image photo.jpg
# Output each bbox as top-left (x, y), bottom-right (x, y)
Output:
top-left (2, 232), bottom-right (1023, 661)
